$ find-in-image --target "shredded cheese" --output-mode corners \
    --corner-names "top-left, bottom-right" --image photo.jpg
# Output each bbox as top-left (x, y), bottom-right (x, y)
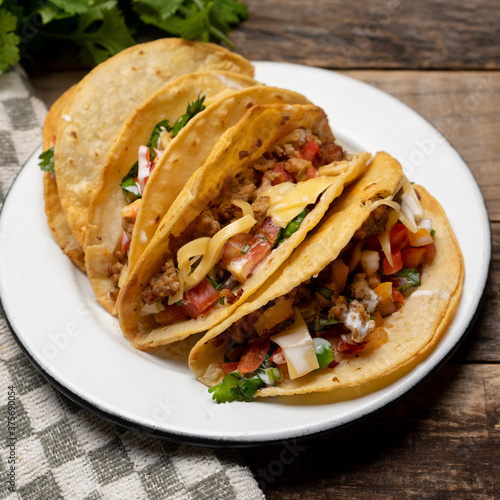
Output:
top-left (271, 308), bottom-right (319, 379)
top-left (172, 214), bottom-right (257, 302)
top-left (232, 199), bottom-right (254, 218)
top-left (262, 177), bottom-right (336, 228)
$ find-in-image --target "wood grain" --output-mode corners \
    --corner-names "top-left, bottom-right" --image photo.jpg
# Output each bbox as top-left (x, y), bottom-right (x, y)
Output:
top-left (242, 364), bottom-right (500, 499)
top-left (234, 0), bottom-right (500, 69)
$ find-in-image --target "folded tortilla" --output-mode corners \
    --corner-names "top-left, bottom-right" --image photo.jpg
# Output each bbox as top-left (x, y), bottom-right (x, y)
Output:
top-left (188, 152), bottom-right (464, 399)
top-left (84, 71), bottom-right (260, 314)
top-left (54, 39), bottom-right (254, 248)
top-left (42, 85), bottom-right (86, 273)
top-left (118, 103), bottom-right (370, 348)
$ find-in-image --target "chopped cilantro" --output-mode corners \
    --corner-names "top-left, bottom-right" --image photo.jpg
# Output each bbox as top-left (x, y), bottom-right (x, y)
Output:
top-left (207, 275), bottom-right (224, 291)
top-left (275, 209), bottom-right (307, 246)
top-left (430, 229), bottom-right (436, 237)
top-left (171, 94), bottom-right (206, 137)
top-left (209, 371), bottom-right (265, 403)
top-left (314, 285), bottom-right (334, 303)
top-left (39, 147), bottom-right (55, 173)
top-left (393, 267), bottom-right (421, 292)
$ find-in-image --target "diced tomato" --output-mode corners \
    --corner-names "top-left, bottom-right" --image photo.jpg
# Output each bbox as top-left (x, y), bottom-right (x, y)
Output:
top-left (182, 279), bottom-right (220, 319)
top-left (227, 218), bottom-right (280, 282)
top-left (220, 362), bottom-right (239, 375)
top-left (227, 236), bottom-right (272, 282)
top-left (424, 241), bottom-right (436, 260)
top-left (305, 165), bottom-right (317, 179)
top-left (392, 287), bottom-right (405, 304)
top-left (121, 232), bottom-right (131, 254)
top-left (408, 228), bottom-right (433, 247)
top-left (257, 217), bottom-right (281, 245)
top-left (270, 346), bottom-right (286, 365)
top-left (270, 163), bottom-right (294, 185)
top-left (299, 140), bottom-right (320, 162)
top-left (382, 249), bottom-right (403, 275)
top-left (344, 343), bottom-right (366, 355)
top-left (364, 234), bottom-right (381, 251)
top-left (402, 247), bottom-right (426, 268)
top-left (219, 233), bottom-right (252, 268)
top-left (390, 223), bottom-right (409, 250)
top-left (237, 339), bottom-right (270, 375)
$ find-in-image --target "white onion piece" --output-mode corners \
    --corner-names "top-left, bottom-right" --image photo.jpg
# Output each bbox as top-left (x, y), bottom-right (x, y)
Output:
top-left (360, 250), bottom-right (380, 275)
top-left (418, 218), bottom-right (432, 231)
top-left (137, 145), bottom-right (150, 192)
top-left (378, 227), bottom-right (393, 266)
top-left (348, 240), bottom-right (363, 273)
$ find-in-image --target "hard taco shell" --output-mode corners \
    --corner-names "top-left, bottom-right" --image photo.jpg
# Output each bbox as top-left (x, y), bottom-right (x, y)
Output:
top-left (118, 103), bottom-right (370, 348)
top-left (188, 152), bottom-right (464, 397)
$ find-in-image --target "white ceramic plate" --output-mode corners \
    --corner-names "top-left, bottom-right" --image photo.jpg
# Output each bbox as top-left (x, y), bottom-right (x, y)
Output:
top-left (0, 62), bottom-right (490, 446)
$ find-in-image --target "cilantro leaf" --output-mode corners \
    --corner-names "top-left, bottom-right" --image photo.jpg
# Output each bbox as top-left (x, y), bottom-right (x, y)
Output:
top-left (171, 94), bottom-right (206, 137)
top-left (132, 0), bottom-right (185, 20)
top-left (65, 3), bottom-right (135, 66)
top-left (209, 371), bottom-right (265, 403)
top-left (146, 119), bottom-right (171, 157)
top-left (0, 8), bottom-right (20, 73)
top-left (39, 147), bottom-right (55, 173)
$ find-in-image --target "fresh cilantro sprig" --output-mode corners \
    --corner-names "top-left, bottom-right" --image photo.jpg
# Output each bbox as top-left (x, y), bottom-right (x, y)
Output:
top-left (0, 0), bottom-right (248, 73)
top-left (119, 95), bottom-right (206, 203)
top-left (39, 147), bottom-right (55, 173)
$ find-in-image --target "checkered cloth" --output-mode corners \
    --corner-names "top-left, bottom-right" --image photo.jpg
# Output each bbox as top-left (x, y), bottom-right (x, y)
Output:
top-left (0, 66), bottom-right (265, 500)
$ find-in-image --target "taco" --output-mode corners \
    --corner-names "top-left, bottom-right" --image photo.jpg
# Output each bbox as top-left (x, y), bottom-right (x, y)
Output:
top-left (85, 78), bottom-right (313, 315)
top-left (118, 103), bottom-right (371, 348)
top-left (84, 71), bottom-right (259, 314)
top-left (40, 85), bottom-right (86, 272)
top-left (187, 152), bottom-right (464, 402)
top-left (54, 39), bottom-right (254, 248)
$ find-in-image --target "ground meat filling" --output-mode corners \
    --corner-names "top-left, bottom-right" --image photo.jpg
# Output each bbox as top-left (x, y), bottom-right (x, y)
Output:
top-left (350, 273), bottom-right (379, 313)
top-left (318, 143), bottom-right (345, 164)
top-left (141, 258), bottom-right (180, 304)
top-left (144, 129), bottom-right (347, 308)
top-left (353, 205), bottom-right (389, 240)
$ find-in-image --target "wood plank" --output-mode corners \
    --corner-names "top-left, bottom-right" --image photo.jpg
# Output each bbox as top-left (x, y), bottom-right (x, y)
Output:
top-left (242, 364), bottom-right (500, 499)
top-left (341, 70), bottom-right (500, 221)
top-left (234, 0), bottom-right (500, 69)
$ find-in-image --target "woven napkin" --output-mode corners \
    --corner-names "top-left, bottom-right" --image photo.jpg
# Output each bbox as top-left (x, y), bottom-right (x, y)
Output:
top-left (0, 66), bottom-right (265, 500)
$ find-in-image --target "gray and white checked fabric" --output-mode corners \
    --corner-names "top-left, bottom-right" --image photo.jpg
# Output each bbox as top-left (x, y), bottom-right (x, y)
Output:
top-left (0, 66), bottom-right (265, 500)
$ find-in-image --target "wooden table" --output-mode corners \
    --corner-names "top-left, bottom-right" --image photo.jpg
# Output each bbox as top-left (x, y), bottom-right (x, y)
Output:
top-left (28, 1), bottom-right (499, 497)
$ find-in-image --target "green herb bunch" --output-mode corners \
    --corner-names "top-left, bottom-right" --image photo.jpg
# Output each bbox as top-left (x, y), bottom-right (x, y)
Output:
top-left (0, 0), bottom-right (248, 73)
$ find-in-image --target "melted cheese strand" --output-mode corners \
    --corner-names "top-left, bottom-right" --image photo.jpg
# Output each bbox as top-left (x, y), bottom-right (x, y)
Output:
top-left (232, 199), bottom-right (254, 218)
top-left (181, 214), bottom-right (257, 289)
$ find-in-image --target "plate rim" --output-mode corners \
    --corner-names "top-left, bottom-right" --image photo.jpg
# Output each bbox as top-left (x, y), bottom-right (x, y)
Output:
top-left (0, 62), bottom-right (491, 446)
